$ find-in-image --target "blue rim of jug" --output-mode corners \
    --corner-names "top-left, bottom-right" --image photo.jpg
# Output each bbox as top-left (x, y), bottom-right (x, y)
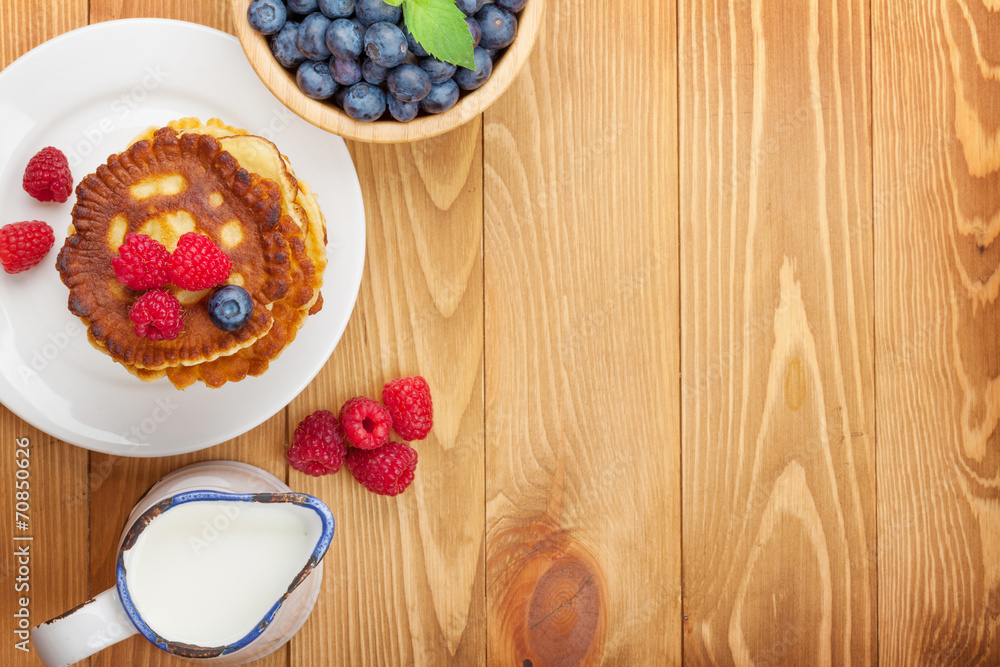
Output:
top-left (114, 490), bottom-right (335, 658)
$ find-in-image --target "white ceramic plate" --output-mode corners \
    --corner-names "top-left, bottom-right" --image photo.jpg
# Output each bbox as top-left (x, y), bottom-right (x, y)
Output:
top-left (0, 19), bottom-right (366, 457)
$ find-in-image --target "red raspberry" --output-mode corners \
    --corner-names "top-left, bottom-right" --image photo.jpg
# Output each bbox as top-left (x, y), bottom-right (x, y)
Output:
top-left (382, 376), bottom-right (433, 441)
top-left (22, 147), bottom-right (73, 203)
top-left (287, 410), bottom-right (347, 476)
top-left (339, 396), bottom-right (392, 450)
top-left (347, 441), bottom-right (418, 496)
top-left (167, 232), bottom-right (232, 291)
top-left (112, 233), bottom-right (170, 290)
top-left (0, 221), bottom-right (55, 274)
top-left (129, 289), bottom-right (184, 341)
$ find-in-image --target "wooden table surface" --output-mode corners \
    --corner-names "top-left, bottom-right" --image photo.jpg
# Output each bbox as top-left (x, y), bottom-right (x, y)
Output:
top-left (2, 0), bottom-right (999, 665)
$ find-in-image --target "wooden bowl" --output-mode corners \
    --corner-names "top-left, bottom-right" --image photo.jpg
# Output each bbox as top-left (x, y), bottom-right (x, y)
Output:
top-left (231, 0), bottom-right (544, 143)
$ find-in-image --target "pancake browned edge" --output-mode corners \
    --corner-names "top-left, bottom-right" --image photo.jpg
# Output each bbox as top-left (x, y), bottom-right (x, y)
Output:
top-left (134, 119), bottom-right (327, 389)
top-left (57, 118), bottom-right (328, 389)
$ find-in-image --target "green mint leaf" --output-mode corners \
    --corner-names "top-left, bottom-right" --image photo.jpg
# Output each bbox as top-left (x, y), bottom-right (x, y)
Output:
top-left (382, 0), bottom-right (403, 5)
top-left (403, 0), bottom-right (476, 70)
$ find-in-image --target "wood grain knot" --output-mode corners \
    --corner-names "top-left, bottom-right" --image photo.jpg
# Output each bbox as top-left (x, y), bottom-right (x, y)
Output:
top-left (488, 524), bottom-right (606, 667)
top-left (527, 556), bottom-right (601, 666)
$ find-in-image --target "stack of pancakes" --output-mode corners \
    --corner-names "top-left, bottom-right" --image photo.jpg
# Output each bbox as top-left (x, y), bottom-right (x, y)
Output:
top-left (56, 118), bottom-right (327, 389)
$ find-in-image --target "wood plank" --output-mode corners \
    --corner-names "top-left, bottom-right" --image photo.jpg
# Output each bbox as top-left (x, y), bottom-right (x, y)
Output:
top-left (0, 0), bottom-right (87, 66)
top-left (90, 0), bottom-right (231, 32)
top-left (874, 0), bottom-right (1000, 662)
top-left (290, 125), bottom-right (486, 666)
top-left (483, 0), bottom-right (681, 664)
top-left (0, 6), bottom-right (91, 667)
top-left (680, 0), bottom-right (875, 663)
top-left (0, 414), bottom-right (91, 667)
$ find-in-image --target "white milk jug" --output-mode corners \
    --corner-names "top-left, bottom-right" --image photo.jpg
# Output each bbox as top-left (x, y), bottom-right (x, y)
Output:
top-left (30, 461), bottom-right (335, 666)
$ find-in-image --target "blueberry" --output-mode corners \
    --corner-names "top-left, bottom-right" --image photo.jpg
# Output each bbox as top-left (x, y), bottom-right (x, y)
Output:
top-left (342, 82), bottom-right (386, 121)
top-left (208, 285), bottom-right (254, 332)
top-left (387, 63), bottom-right (431, 102)
top-left (297, 13), bottom-right (333, 60)
top-left (419, 79), bottom-right (460, 114)
top-left (330, 57), bottom-right (363, 85)
top-left (271, 22), bottom-right (307, 68)
top-left (402, 23), bottom-right (428, 57)
top-left (325, 18), bottom-right (363, 59)
top-left (319, 0), bottom-right (354, 18)
top-left (296, 60), bottom-right (338, 99)
top-left (333, 84), bottom-right (350, 107)
top-left (465, 17), bottom-right (481, 47)
top-left (455, 0), bottom-right (483, 15)
top-left (387, 93), bottom-right (419, 122)
top-left (247, 0), bottom-right (287, 35)
top-left (287, 0), bottom-right (319, 14)
top-left (364, 22), bottom-right (407, 68)
top-left (475, 5), bottom-right (517, 50)
top-left (453, 46), bottom-right (492, 90)
top-left (355, 0), bottom-right (402, 26)
top-left (361, 58), bottom-right (389, 84)
top-left (419, 57), bottom-right (457, 84)
top-left (495, 0), bottom-right (527, 11)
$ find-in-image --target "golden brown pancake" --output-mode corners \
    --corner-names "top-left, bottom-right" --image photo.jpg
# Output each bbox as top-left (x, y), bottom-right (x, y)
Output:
top-left (57, 118), bottom-right (328, 389)
top-left (56, 128), bottom-right (299, 372)
top-left (129, 119), bottom-right (327, 389)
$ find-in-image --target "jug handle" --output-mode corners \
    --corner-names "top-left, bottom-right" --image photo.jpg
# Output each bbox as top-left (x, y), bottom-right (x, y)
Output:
top-left (30, 587), bottom-right (138, 667)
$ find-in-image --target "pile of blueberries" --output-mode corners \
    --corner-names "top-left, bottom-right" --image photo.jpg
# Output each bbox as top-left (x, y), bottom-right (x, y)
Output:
top-left (247, 0), bottom-right (526, 123)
